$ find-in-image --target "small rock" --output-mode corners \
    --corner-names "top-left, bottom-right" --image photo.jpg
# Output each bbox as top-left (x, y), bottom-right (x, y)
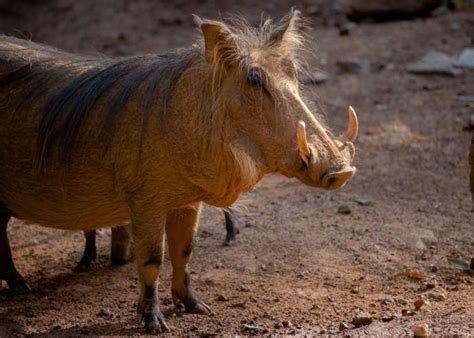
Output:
top-left (300, 71), bottom-right (329, 85)
top-left (204, 278), bottom-right (216, 286)
top-left (398, 298), bottom-right (408, 305)
top-left (414, 298), bottom-right (426, 310)
top-left (336, 59), bottom-right (369, 74)
top-left (430, 265), bottom-right (438, 273)
top-left (337, 205), bottom-right (351, 215)
top-left (382, 297), bottom-right (394, 305)
top-left (352, 312), bottom-right (373, 327)
top-left (97, 308), bottom-right (111, 317)
top-left (239, 285), bottom-right (250, 292)
top-left (216, 294), bottom-right (229, 302)
top-left (242, 324), bottom-right (263, 333)
top-left (427, 291), bottom-right (446, 301)
top-left (456, 48), bottom-right (474, 69)
top-left (413, 323), bottom-right (430, 337)
top-left (407, 50), bottom-right (461, 76)
top-left (381, 314), bottom-right (399, 322)
top-left (350, 288), bottom-right (359, 294)
top-left (282, 320), bottom-right (292, 328)
top-left (338, 22), bottom-right (357, 36)
top-left (339, 322), bottom-right (351, 331)
top-left (402, 309), bottom-right (415, 316)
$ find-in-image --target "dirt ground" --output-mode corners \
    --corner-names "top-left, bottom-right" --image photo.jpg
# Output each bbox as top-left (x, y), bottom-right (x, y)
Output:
top-left (0, 0), bottom-right (473, 336)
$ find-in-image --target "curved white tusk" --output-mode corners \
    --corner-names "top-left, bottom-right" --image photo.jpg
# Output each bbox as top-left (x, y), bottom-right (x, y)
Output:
top-left (345, 106), bottom-right (359, 143)
top-left (297, 121), bottom-right (311, 165)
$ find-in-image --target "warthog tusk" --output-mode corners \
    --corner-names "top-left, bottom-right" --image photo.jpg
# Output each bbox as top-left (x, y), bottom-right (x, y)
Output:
top-left (297, 121), bottom-right (311, 165)
top-left (345, 106), bottom-right (358, 143)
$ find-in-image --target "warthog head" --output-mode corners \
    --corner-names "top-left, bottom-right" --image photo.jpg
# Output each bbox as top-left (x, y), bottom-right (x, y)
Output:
top-left (196, 9), bottom-right (358, 191)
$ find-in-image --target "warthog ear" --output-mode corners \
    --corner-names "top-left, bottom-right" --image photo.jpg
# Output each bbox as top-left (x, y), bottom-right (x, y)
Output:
top-left (194, 15), bottom-right (238, 65)
top-left (267, 7), bottom-right (303, 48)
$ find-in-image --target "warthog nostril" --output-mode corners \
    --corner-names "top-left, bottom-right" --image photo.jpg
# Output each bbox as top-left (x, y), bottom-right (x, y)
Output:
top-left (321, 166), bottom-right (356, 190)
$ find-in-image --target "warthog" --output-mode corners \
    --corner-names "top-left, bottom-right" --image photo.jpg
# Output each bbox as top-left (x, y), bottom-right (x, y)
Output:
top-left (0, 10), bottom-right (358, 332)
top-left (76, 208), bottom-right (237, 271)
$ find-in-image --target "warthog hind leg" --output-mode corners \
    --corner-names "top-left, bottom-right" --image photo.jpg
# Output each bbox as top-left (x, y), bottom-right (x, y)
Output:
top-left (111, 225), bottom-right (131, 265)
top-left (75, 230), bottom-right (97, 271)
top-left (166, 203), bottom-right (211, 314)
top-left (223, 208), bottom-right (238, 246)
top-left (0, 207), bottom-right (31, 293)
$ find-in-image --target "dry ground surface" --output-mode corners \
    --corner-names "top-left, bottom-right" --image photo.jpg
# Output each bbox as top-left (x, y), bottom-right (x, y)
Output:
top-left (0, 0), bottom-right (473, 336)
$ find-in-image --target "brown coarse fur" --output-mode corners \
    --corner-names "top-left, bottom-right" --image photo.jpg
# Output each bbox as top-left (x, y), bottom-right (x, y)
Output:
top-left (0, 9), bottom-right (358, 332)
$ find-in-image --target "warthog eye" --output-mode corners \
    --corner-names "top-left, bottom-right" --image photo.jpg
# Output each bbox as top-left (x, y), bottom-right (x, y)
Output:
top-left (246, 68), bottom-right (263, 87)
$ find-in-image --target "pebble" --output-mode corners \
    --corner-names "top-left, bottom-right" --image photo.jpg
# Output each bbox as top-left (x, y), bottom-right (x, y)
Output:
top-left (382, 297), bottom-right (394, 305)
top-left (338, 22), bottom-right (357, 36)
top-left (337, 205), bottom-right (351, 215)
top-left (427, 291), bottom-right (446, 301)
top-left (282, 320), bottom-right (292, 328)
top-left (407, 50), bottom-right (461, 76)
top-left (456, 48), bottom-right (474, 69)
top-left (352, 312), bottom-right (373, 327)
top-left (216, 294), bottom-right (229, 302)
top-left (413, 323), bottom-right (430, 337)
top-left (300, 71), bottom-right (329, 85)
top-left (339, 322), bottom-right (351, 331)
top-left (398, 298), bottom-right (408, 305)
top-left (97, 308), bottom-right (111, 317)
top-left (239, 285), bottom-right (250, 292)
top-left (414, 298), bottom-right (426, 310)
top-left (242, 324), bottom-right (263, 333)
top-left (336, 59), bottom-right (369, 74)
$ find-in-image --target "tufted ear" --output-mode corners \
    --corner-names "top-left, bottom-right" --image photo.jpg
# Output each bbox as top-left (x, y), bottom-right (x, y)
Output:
top-left (266, 8), bottom-right (304, 49)
top-left (194, 15), bottom-right (238, 65)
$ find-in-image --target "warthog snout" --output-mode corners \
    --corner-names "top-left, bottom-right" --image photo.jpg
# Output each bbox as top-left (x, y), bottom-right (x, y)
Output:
top-left (294, 106), bottom-right (358, 190)
top-left (320, 166), bottom-right (356, 190)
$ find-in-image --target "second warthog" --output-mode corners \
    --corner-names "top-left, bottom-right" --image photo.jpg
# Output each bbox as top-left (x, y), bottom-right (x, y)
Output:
top-left (0, 9), bottom-right (358, 332)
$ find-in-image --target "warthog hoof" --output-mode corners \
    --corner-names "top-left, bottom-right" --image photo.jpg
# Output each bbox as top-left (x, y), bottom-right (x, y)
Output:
top-left (74, 257), bottom-right (95, 272)
top-left (172, 290), bottom-right (211, 314)
top-left (0, 271), bottom-right (31, 293)
top-left (137, 295), bottom-right (169, 334)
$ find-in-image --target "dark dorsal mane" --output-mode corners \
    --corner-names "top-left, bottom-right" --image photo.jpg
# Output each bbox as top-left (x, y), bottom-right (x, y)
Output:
top-left (0, 35), bottom-right (196, 171)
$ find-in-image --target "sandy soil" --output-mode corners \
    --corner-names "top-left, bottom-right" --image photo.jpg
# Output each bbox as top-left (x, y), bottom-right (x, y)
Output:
top-left (0, 1), bottom-right (473, 336)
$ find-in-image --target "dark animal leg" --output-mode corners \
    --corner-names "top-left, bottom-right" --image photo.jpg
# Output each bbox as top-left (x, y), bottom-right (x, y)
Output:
top-left (0, 207), bottom-right (31, 292)
top-left (111, 225), bottom-right (131, 265)
top-left (166, 203), bottom-right (210, 314)
top-left (75, 230), bottom-right (97, 272)
top-left (223, 208), bottom-right (238, 246)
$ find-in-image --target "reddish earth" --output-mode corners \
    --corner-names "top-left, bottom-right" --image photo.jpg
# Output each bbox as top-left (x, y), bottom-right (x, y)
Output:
top-left (0, 1), bottom-right (473, 336)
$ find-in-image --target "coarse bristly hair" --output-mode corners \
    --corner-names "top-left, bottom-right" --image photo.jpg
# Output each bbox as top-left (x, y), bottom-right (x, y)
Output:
top-left (0, 9), bottom-right (310, 173)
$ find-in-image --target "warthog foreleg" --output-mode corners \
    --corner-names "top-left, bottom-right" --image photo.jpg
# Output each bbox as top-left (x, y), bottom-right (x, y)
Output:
top-left (132, 206), bottom-right (168, 334)
top-left (166, 203), bottom-right (210, 314)
top-left (0, 207), bottom-right (31, 292)
top-left (75, 230), bottom-right (97, 272)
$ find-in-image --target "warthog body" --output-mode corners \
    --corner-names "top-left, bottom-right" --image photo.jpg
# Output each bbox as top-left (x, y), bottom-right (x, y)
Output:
top-left (0, 10), bottom-right (358, 332)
